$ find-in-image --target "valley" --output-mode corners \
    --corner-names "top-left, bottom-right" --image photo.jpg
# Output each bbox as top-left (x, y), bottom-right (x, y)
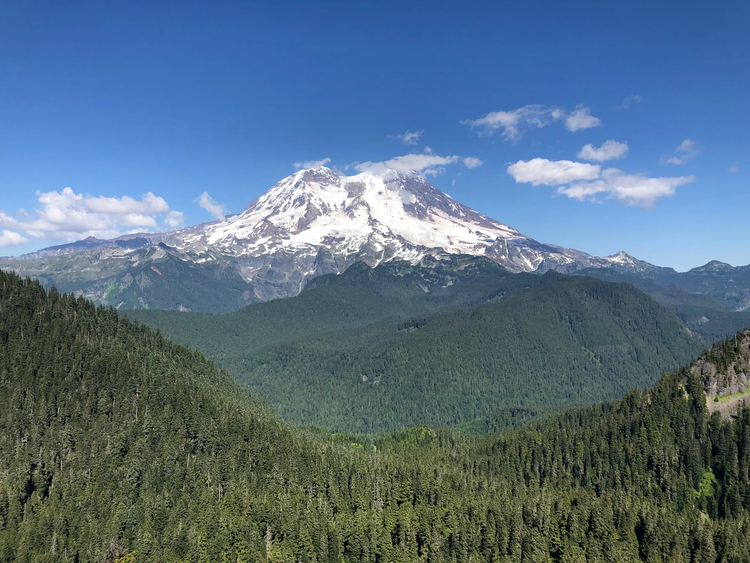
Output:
top-left (4, 175), bottom-right (750, 560)
top-left (130, 259), bottom-right (710, 433)
top-left (2, 271), bottom-right (750, 561)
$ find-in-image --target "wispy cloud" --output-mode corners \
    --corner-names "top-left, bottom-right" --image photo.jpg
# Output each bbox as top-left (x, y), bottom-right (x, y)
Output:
top-left (0, 230), bottom-right (29, 247)
top-left (356, 154), bottom-right (458, 176)
top-left (0, 188), bottom-right (183, 242)
top-left (730, 162), bottom-right (740, 173)
top-left (508, 158), bottom-right (694, 208)
top-left (391, 130), bottom-right (424, 145)
top-left (294, 157), bottom-right (331, 170)
top-left (164, 210), bottom-right (185, 228)
top-left (618, 95), bottom-right (643, 109)
top-left (355, 152), bottom-right (482, 176)
top-left (565, 106), bottom-right (602, 132)
top-left (463, 157), bottom-right (483, 169)
top-left (661, 138), bottom-right (699, 165)
top-left (461, 105), bottom-right (565, 142)
top-left (197, 192), bottom-right (227, 220)
top-left (578, 140), bottom-right (628, 162)
top-left (462, 104), bottom-right (602, 141)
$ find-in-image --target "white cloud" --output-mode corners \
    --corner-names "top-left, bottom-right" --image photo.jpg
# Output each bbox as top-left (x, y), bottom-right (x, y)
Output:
top-left (565, 106), bottom-right (602, 132)
top-left (293, 157), bottom-right (331, 170)
top-left (119, 214), bottom-right (158, 228)
top-left (661, 138), bottom-right (698, 165)
top-left (164, 210), bottom-right (185, 228)
top-left (463, 104), bottom-right (602, 140)
top-left (557, 168), bottom-right (694, 208)
top-left (578, 140), bottom-right (629, 162)
top-left (507, 158), bottom-right (601, 186)
top-left (197, 192), bottom-right (227, 220)
top-left (618, 95), bottom-right (642, 109)
top-left (0, 230), bottom-right (29, 247)
top-left (729, 162), bottom-right (740, 173)
top-left (461, 105), bottom-right (564, 142)
top-left (508, 158), bottom-right (694, 208)
top-left (355, 152), bottom-right (484, 176)
top-left (393, 130), bottom-right (424, 145)
top-left (83, 192), bottom-right (169, 214)
top-left (356, 154), bottom-right (459, 176)
top-left (0, 188), bottom-right (182, 242)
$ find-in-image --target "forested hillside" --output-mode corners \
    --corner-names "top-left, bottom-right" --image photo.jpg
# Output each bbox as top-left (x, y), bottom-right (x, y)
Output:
top-left (3, 271), bottom-right (750, 561)
top-left (131, 263), bottom-right (706, 432)
top-left (580, 267), bottom-right (750, 331)
top-left (128, 256), bottom-right (514, 351)
top-left (5, 243), bottom-right (261, 313)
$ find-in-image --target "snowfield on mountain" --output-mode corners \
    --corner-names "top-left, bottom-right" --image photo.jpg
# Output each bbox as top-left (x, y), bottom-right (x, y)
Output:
top-left (0, 166), bottom-right (664, 310)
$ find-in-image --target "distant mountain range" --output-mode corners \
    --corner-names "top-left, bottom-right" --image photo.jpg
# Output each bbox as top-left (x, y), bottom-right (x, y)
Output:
top-left (1, 166), bottom-right (748, 312)
top-left (580, 262), bottom-right (750, 313)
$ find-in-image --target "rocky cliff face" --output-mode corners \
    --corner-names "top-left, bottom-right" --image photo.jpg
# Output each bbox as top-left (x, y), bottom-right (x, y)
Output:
top-left (689, 329), bottom-right (750, 417)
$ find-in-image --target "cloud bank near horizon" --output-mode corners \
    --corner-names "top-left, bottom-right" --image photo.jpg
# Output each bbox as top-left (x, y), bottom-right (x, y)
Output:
top-left (0, 188), bottom-right (185, 246)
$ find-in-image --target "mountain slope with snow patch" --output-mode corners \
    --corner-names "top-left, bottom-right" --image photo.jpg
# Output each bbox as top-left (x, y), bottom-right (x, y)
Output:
top-left (0, 166), bottom-right (658, 309)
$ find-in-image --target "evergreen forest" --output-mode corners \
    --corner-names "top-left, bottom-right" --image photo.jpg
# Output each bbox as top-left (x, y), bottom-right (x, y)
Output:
top-left (2, 270), bottom-right (750, 561)
top-left (128, 259), bottom-right (747, 433)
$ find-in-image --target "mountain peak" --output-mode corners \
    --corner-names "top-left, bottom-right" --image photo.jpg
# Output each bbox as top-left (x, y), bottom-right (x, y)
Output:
top-left (1, 167), bottom-right (659, 305)
top-left (291, 165), bottom-right (340, 182)
top-left (690, 260), bottom-right (734, 274)
top-left (606, 251), bottom-right (651, 266)
top-left (350, 165), bottom-right (420, 180)
top-left (181, 166), bottom-right (527, 264)
top-left (608, 250), bottom-right (635, 261)
top-left (292, 164), bottom-right (422, 183)
top-left (162, 167), bottom-right (638, 298)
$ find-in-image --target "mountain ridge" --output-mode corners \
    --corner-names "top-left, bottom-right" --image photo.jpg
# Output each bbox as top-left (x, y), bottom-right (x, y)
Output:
top-left (0, 166), bottom-right (659, 311)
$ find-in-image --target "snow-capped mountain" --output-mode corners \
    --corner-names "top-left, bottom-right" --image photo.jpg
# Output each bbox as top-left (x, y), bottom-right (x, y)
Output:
top-left (163, 166), bottom-right (631, 275)
top-left (176, 167), bottom-right (521, 259)
top-left (0, 166), bottom-right (657, 309)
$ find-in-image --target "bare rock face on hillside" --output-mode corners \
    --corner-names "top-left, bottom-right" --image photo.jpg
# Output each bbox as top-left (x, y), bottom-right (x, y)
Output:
top-left (690, 329), bottom-right (750, 417)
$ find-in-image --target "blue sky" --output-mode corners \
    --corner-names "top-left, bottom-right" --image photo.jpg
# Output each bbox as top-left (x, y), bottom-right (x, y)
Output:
top-left (0, 0), bottom-right (747, 271)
